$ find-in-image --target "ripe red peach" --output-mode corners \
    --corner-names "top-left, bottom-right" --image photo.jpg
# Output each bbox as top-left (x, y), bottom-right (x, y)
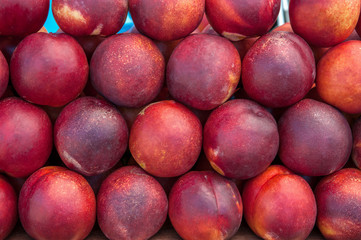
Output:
top-left (316, 168), bottom-right (361, 240)
top-left (317, 40), bottom-right (361, 114)
top-left (206, 0), bottom-right (281, 41)
top-left (167, 34), bottom-right (241, 110)
top-left (11, 33), bottom-right (88, 107)
top-left (242, 31), bottom-right (316, 108)
top-left (97, 166), bottom-right (168, 240)
top-left (169, 171), bottom-right (242, 240)
top-left (91, 33), bottom-right (165, 108)
top-left (279, 99), bottom-right (352, 176)
top-left (204, 99), bottom-right (279, 179)
top-left (289, 0), bottom-right (361, 47)
top-left (0, 175), bottom-right (17, 240)
top-left (243, 165), bottom-right (317, 240)
top-left (0, 51), bottom-right (8, 98)
top-left (129, 0), bottom-right (205, 41)
top-left (0, 0), bottom-right (49, 36)
top-left (129, 100), bottom-right (202, 177)
top-left (0, 97), bottom-right (52, 178)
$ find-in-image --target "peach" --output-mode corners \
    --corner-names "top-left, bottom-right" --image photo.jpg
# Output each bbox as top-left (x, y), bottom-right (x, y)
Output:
top-left (0, 175), bottom-right (17, 240)
top-left (289, 0), bottom-right (360, 47)
top-left (167, 34), bottom-right (241, 110)
top-left (0, 0), bottom-right (49, 36)
top-left (279, 99), bottom-right (352, 176)
top-left (19, 166), bottom-right (96, 240)
top-left (316, 168), bottom-right (361, 240)
top-left (0, 97), bottom-right (52, 178)
top-left (52, 0), bottom-right (128, 36)
top-left (11, 33), bottom-right (88, 107)
top-left (317, 40), bottom-right (361, 114)
top-left (352, 117), bottom-right (361, 169)
top-left (242, 31), bottom-right (316, 108)
top-left (55, 97), bottom-right (128, 176)
top-left (91, 33), bottom-right (165, 108)
top-left (129, 0), bottom-right (205, 41)
top-left (243, 165), bottom-right (317, 240)
top-left (0, 51), bottom-right (8, 98)
top-left (129, 100), bottom-right (202, 177)
top-left (97, 166), bottom-right (168, 240)
top-left (169, 171), bottom-right (242, 240)
top-left (204, 99), bottom-right (279, 180)
top-left (205, 0), bottom-right (281, 41)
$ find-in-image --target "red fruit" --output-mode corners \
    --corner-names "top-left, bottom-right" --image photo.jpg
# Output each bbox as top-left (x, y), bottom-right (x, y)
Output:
top-left (0, 36), bottom-right (23, 64)
top-left (169, 171), bottom-right (242, 240)
top-left (0, 97), bottom-right (52, 178)
top-left (0, 175), bottom-right (17, 239)
top-left (129, 100), bottom-right (202, 177)
top-left (97, 166), bottom-right (168, 240)
top-left (0, 0), bottom-right (49, 37)
top-left (0, 51), bottom-right (8, 98)
top-left (352, 117), bottom-right (361, 169)
top-left (19, 166), bottom-right (96, 240)
top-left (11, 33), bottom-right (88, 107)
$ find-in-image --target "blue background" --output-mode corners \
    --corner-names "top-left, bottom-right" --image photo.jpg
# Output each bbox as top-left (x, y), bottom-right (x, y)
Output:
top-left (44, 0), bottom-right (134, 33)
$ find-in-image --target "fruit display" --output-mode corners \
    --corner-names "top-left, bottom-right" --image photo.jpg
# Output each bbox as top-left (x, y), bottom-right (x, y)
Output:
top-left (2, 0), bottom-right (361, 239)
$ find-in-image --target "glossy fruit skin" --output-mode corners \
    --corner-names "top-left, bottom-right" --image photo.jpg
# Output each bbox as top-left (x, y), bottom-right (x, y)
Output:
top-left (169, 171), bottom-right (243, 240)
top-left (19, 166), bottom-right (96, 240)
top-left (97, 166), bottom-right (168, 240)
top-left (54, 97), bottom-right (129, 176)
top-left (0, 0), bottom-right (49, 37)
top-left (0, 175), bottom-right (17, 240)
top-left (0, 97), bottom-right (53, 178)
top-left (0, 51), bottom-right (8, 98)
top-left (11, 33), bottom-right (88, 107)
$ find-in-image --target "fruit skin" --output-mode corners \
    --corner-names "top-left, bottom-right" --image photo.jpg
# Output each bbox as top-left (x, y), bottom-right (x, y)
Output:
top-left (352, 117), bottom-right (361, 169)
top-left (289, 0), bottom-right (361, 47)
top-left (0, 0), bottom-right (49, 37)
top-left (205, 0), bottom-right (281, 41)
top-left (316, 168), bottom-right (361, 240)
top-left (52, 0), bottom-right (128, 36)
top-left (243, 165), bottom-right (317, 240)
top-left (167, 34), bottom-right (241, 111)
top-left (279, 99), bottom-right (352, 176)
top-left (0, 97), bottom-right (52, 178)
top-left (129, 100), bottom-right (202, 177)
top-left (0, 175), bottom-right (17, 240)
top-left (54, 97), bottom-right (129, 176)
top-left (91, 33), bottom-right (165, 108)
top-left (129, 0), bottom-right (205, 41)
top-left (97, 166), bottom-right (168, 240)
top-left (19, 166), bottom-right (96, 240)
top-left (317, 40), bottom-right (361, 114)
top-left (0, 51), bottom-right (8, 98)
top-left (203, 99), bottom-right (279, 180)
top-left (169, 171), bottom-right (242, 240)
top-left (11, 33), bottom-right (88, 107)
top-left (242, 31), bottom-right (316, 108)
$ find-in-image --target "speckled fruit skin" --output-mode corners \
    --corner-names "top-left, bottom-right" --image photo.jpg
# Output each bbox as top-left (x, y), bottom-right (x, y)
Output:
top-left (19, 166), bottom-right (96, 240)
top-left (97, 166), bottom-right (168, 240)
top-left (129, 100), bottom-right (202, 177)
top-left (167, 34), bottom-right (241, 111)
top-left (54, 97), bottom-right (128, 176)
top-left (243, 165), bottom-right (317, 240)
top-left (0, 175), bottom-right (17, 240)
top-left (91, 33), bottom-right (165, 108)
top-left (169, 171), bottom-right (242, 240)
top-left (317, 40), bottom-right (361, 114)
top-left (279, 99), bottom-right (352, 176)
top-left (352, 117), bottom-right (361, 169)
top-left (52, 0), bottom-right (127, 36)
top-left (206, 0), bottom-right (281, 41)
top-left (242, 31), bottom-right (316, 108)
top-left (129, 0), bottom-right (205, 41)
top-left (11, 33), bottom-right (88, 107)
top-left (0, 97), bottom-right (52, 178)
top-left (0, 51), bottom-right (8, 98)
top-left (316, 168), bottom-right (361, 240)
top-left (289, 0), bottom-right (360, 47)
top-left (203, 99), bottom-right (279, 180)
top-left (0, 0), bottom-right (49, 36)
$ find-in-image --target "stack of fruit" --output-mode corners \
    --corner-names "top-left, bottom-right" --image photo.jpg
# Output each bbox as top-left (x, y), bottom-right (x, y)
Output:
top-left (1, 0), bottom-right (361, 239)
